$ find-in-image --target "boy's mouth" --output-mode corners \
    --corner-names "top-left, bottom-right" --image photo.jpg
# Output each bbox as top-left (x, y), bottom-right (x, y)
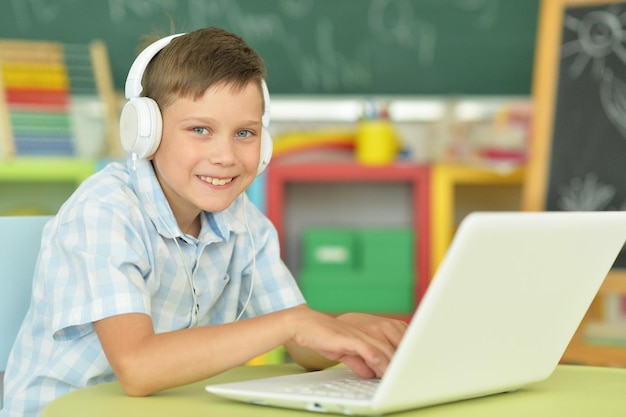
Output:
top-left (199, 175), bottom-right (234, 186)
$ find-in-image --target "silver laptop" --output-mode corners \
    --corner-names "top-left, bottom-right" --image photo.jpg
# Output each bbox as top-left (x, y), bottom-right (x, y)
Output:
top-left (206, 211), bottom-right (626, 416)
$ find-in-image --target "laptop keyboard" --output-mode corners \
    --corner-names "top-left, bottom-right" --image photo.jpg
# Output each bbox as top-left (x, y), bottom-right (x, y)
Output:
top-left (278, 378), bottom-right (381, 400)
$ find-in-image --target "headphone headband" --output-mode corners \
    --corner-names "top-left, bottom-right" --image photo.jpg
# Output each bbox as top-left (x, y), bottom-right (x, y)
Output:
top-left (125, 33), bottom-right (185, 99)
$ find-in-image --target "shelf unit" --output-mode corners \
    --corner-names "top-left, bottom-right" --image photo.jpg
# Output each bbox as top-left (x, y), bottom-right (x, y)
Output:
top-left (430, 164), bottom-right (525, 276)
top-left (266, 160), bottom-right (430, 318)
top-left (0, 158), bottom-right (95, 215)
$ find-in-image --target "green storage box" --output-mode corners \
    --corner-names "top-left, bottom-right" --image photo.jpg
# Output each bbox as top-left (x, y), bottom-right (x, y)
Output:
top-left (303, 228), bottom-right (356, 272)
top-left (299, 270), bottom-right (414, 314)
top-left (300, 227), bottom-right (415, 313)
top-left (359, 229), bottom-right (414, 283)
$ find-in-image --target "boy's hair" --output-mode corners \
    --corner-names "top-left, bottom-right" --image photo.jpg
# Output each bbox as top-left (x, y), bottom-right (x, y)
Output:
top-left (140, 27), bottom-right (267, 110)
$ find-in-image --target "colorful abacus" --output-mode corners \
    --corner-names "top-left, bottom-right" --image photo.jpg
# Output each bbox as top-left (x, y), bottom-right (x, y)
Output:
top-left (0, 40), bottom-right (117, 158)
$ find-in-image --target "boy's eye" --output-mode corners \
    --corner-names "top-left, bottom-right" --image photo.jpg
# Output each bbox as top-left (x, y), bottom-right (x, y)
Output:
top-left (236, 130), bottom-right (253, 138)
top-left (192, 127), bottom-right (209, 135)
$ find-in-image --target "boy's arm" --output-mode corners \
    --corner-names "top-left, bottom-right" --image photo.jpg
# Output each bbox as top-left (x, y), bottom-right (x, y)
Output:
top-left (94, 304), bottom-right (405, 397)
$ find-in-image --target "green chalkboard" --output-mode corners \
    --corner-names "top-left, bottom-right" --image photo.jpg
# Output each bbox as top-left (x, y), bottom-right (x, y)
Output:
top-left (0, 0), bottom-right (539, 95)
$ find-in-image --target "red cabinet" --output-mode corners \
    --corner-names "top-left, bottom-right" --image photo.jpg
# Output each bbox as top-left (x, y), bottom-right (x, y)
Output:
top-left (266, 160), bottom-right (430, 319)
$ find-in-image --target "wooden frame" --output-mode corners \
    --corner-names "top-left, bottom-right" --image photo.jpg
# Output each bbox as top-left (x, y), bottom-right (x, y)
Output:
top-left (524, 0), bottom-right (626, 366)
top-left (89, 40), bottom-right (121, 157)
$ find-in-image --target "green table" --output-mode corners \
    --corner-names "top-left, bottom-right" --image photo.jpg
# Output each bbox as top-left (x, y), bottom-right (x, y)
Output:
top-left (42, 364), bottom-right (626, 417)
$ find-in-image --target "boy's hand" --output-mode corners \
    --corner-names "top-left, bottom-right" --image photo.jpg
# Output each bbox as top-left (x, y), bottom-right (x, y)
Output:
top-left (336, 312), bottom-right (408, 350)
top-left (286, 305), bottom-right (408, 379)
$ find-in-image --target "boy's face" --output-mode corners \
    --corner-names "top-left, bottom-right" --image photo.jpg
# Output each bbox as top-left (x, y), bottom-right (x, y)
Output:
top-left (151, 81), bottom-right (264, 225)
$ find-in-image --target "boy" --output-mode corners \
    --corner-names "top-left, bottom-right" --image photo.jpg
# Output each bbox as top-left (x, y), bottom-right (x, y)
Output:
top-left (1, 27), bottom-right (407, 417)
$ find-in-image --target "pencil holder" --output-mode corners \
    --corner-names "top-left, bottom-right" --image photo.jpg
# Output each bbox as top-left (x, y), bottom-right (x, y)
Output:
top-left (355, 120), bottom-right (399, 165)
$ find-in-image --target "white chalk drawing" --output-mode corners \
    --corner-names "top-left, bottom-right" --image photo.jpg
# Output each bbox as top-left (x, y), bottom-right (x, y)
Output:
top-left (561, 5), bottom-right (626, 143)
top-left (558, 172), bottom-right (616, 211)
top-left (557, 6), bottom-right (626, 215)
top-left (561, 5), bottom-right (626, 80)
top-left (600, 68), bottom-right (626, 140)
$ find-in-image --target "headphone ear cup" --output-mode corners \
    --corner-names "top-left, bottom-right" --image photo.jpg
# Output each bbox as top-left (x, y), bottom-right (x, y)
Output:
top-left (119, 97), bottom-right (163, 159)
top-left (257, 128), bottom-right (273, 176)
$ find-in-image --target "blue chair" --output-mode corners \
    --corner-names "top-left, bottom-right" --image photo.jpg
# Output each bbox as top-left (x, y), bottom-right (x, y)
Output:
top-left (0, 215), bottom-right (52, 408)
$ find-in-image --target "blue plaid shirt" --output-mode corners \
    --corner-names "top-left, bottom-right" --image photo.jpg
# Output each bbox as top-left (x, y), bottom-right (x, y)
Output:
top-left (1, 157), bottom-right (304, 417)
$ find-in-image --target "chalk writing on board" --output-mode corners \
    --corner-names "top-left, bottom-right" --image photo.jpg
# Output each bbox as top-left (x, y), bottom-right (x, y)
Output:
top-left (367, 0), bottom-right (436, 65)
top-left (188, 0), bottom-right (441, 91)
top-left (4, 0), bottom-right (524, 95)
top-left (454, 0), bottom-right (500, 30)
top-left (10, 0), bottom-right (60, 31)
top-left (186, 0), bottom-right (372, 91)
top-left (108, 0), bottom-right (179, 23)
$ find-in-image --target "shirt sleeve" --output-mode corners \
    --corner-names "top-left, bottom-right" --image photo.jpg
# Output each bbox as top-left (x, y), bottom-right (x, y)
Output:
top-left (44, 198), bottom-right (153, 341)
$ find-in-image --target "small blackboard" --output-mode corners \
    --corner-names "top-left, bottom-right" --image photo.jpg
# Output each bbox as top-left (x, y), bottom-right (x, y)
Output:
top-left (525, 0), bottom-right (626, 268)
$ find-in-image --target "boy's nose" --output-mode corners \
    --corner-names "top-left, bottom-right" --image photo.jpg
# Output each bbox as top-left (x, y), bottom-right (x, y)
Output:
top-left (207, 136), bottom-right (236, 166)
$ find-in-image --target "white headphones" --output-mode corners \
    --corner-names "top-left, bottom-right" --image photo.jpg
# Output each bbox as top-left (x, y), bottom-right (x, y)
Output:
top-left (119, 33), bottom-right (273, 176)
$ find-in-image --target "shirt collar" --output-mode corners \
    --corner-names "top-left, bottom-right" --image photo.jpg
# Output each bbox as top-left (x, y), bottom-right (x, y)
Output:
top-left (128, 156), bottom-right (248, 242)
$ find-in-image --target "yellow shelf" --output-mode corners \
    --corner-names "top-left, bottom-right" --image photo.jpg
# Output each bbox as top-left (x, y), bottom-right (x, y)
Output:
top-left (430, 164), bottom-right (525, 277)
